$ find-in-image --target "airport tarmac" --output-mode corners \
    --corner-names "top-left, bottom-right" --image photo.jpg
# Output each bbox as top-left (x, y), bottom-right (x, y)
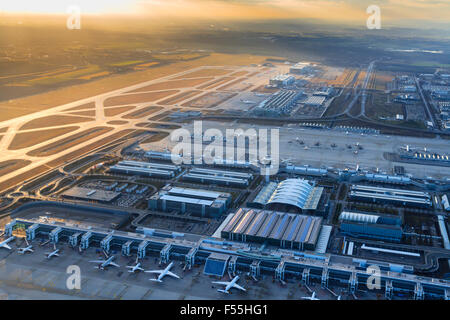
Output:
top-left (0, 238), bottom-right (366, 300)
top-left (157, 121), bottom-right (450, 180)
top-left (0, 64), bottom-right (285, 192)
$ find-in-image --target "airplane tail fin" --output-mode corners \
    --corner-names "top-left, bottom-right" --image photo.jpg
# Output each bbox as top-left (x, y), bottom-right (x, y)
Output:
top-left (149, 279), bottom-right (163, 283)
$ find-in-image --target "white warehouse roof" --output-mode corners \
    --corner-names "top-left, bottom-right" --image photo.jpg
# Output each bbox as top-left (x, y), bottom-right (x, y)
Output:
top-left (339, 211), bottom-right (380, 224)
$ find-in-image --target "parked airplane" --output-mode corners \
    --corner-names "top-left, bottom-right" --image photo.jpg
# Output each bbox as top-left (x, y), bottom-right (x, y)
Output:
top-left (126, 258), bottom-right (144, 273)
top-left (212, 276), bottom-right (246, 294)
top-left (0, 236), bottom-right (15, 250)
top-left (18, 239), bottom-right (33, 254)
top-left (45, 244), bottom-right (60, 259)
top-left (90, 254), bottom-right (120, 270)
top-left (146, 261), bottom-right (180, 282)
top-left (301, 292), bottom-right (320, 300)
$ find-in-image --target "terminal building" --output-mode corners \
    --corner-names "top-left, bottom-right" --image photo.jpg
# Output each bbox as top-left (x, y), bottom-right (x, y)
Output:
top-left (220, 208), bottom-right (324, 250)
top-left (109, 160), bottom-right (180, 179)
top-left (289, 62), bottom-right (315, 75)
top-left (148, 185), bottom-right (231, 218)
top-left (62, 187), bottom-right (120, 204)
top-left (303, 95), bottom-right (326, 107)
top-left (269, 74), bottom-right (295, 88)
top-left (349, 185), bottom-right (432, 208)
top-left (181, 167), bottom-right (253, 187)
top-left (248, 179), bottom-right (324, 214)
top-left (255, 90), bottom-right (303, 116)
top-left (338, 211), bottom-right (403, 242)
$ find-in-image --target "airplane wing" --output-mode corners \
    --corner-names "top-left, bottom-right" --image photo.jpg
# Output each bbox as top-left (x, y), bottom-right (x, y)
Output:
top-left (212, 281), bottom-right (230, 286)
top-left (1, 244), bottom-right (11, 250)
top-left (109, 262), bottom-right (120, 267)
top-left (232, 283), bottom-right (246, 292)
top-left (145, 270), bottom-right (163, 275)
top-left (89, 260), bottom-right (105, 263)
top-left (166, 271), bottom-right (180, 279)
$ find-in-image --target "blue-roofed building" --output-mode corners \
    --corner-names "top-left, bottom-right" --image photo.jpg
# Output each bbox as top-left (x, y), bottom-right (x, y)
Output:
top-left (220, 208), bottom-right (323, 250)
top-left (339, 210), bottom-right (403, 242)
top-left (203, 253), bottom-right (229, 277)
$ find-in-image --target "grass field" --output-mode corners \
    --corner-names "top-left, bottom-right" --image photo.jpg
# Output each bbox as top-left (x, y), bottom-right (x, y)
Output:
top-left (103, 90), bottom-right (179, 107)
top-left (27, 127), bottom-right (113, 157)
top-left (0, 53), bottom-right (273, 122)
top-left (104, 106), bottom-right (136, 117)
top-left (9, 126), bottom-right (80, 150)
top-left (127, 78), bottom-right (214, 93)
top-left (0, 159), bottom-right (32, 176)
top-left (20, 115), bottom-right (94, 130)
top-left (122, 106), bottom-right (164, 119)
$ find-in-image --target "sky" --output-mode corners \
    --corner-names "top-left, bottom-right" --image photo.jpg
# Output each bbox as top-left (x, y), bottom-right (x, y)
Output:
top-left (1, 0), bottom-right (449, 26)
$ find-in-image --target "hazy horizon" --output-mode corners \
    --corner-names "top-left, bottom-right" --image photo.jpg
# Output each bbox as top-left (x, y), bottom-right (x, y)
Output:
top-left (1, 0), bottom-right (450, 31)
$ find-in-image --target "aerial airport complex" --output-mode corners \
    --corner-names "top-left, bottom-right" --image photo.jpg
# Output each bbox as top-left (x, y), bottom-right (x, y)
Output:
top-left (0, 56), bottom-right (449, 300)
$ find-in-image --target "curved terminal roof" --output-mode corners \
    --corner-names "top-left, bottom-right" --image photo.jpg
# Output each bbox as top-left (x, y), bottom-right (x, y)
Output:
top-left (339, 211), bottom-right (380, 224)
top-left (267, 179), bottom-right (314, 210)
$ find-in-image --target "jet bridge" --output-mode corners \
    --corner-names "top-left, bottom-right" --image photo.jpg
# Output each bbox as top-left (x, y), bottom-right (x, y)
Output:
top-left (185, 246), bottom-right (198, 269)
top-left (275, 261), bottom-right (286, 281)
top-left (414, 283), bottom-right (424, 300)
top-left (349, 271), bottom-right (358, 293)
top-left (100, 234), bottom-right (114, 253)
top-left (26, 224), bottom-right (39, 241)
top-left (250, 260), bottom-right (261, 278)
top-left (138, 240), bottom-right (149, 259)
top-left (160, 244), bottom-right (172, 264)
top-left (385, 280), bottom-right (394, 299)
top-left (122, 240), bottom-right (133, 256)
top-left (80, 231), bottom-right (93, 250)
top-left (69, 233), bottom-right (82, 247)
top-left (228, 255), bottom-right (238, 275)
top-left (49, 227), bottom-right (63, 243)
top-left (302, 268), bottom-right (310, 285)
top-left (321, 267), bottom-right (329, 288)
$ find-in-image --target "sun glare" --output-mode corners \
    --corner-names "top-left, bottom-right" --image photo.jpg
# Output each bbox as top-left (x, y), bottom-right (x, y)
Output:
top-left (0, 0), bottom-right (133, 15)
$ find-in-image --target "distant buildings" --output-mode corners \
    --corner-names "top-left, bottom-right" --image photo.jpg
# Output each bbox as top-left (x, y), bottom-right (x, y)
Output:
top-left (255, 90), bottom-right (303, 116)
top-left (289, 62), bottom-right (315, 75)
top-left (269, 74), bottom-right (295, 88)
top-left (304, 95), bottom-right (326, 107)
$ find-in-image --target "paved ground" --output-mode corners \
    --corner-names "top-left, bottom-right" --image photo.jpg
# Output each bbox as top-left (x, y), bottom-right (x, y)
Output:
top-left (159, 121), bottom-right (450, 180)
top-left (0, 238), bottom-right (377, 300)
top-left (0, 64), bottom-right (286, 192)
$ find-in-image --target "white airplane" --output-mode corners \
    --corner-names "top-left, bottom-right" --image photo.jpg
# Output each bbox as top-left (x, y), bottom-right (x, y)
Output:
top-left (213, 276), bottom-right (246, 294)
top-left (301, 292), bottom-right (320, 300)
top-left (18, 239), bottom-right (33, 254)
top-left (145, 261), bottom-right (180, 282)
top-left (0, 236), bottom-right (15, 250)
top-left (126, 258), bottom-right (144, 273)
top-left (90, 254), bottom-right (120, 270)
top-left (45, 244), bottom-right (60, 259)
